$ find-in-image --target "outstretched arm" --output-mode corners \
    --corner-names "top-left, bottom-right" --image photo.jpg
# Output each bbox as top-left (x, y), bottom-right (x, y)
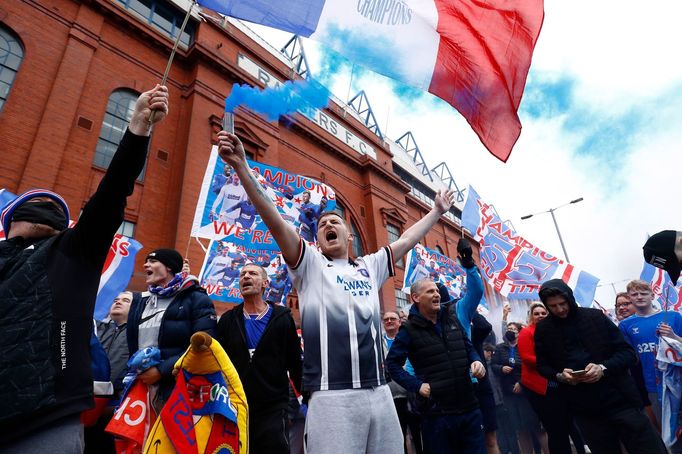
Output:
top-left (389, 189), bottom-right (455, 261)
top-left (218, 132), bottom-right (300, 265)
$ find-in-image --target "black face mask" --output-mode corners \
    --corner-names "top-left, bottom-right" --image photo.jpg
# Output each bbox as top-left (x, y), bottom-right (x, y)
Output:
top-left (12, 202), bottom-right (67, 232)
top-left (505, 330), bottom-right (517, 342)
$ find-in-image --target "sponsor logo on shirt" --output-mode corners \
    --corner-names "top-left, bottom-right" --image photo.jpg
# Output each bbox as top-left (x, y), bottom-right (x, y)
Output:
top-left (336, 276), bottom-right (372, 296)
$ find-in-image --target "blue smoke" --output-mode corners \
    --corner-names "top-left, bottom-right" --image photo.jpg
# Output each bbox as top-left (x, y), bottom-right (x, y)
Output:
top-left (225, 78), bottom-right (331, 120)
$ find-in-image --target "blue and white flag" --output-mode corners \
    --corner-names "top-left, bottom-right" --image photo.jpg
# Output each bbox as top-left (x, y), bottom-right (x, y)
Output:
top-left (657, 336), bottom-right (682, 448)
top-left (401, 242), bottom-right (465, 301)
top-left (462, 186), bottom-right (599, 306)
top-left (192, 145), bottom-right (336, 249)
top-left (95, 234), bottom-right (143, 320)
top-left (640, 262), bottom-right (682, 313)
top-left (198, 240), bottom-right (294, 306)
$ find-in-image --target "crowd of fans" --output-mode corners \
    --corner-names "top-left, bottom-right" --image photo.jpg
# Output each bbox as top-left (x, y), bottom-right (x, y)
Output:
top-left (1, 87), bottom-right (681, 454)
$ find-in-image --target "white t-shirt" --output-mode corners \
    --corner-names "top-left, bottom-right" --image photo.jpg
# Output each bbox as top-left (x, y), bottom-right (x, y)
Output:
top-left (289, 240), bottom-right (395, 391)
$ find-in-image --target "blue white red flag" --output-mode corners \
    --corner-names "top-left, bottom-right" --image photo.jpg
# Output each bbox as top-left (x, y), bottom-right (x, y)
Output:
top-left (462, 186), bottom-right (599, 306)
top-left (95, 234), bottom-right (143, 320)
top-left (402, 242), bottom-right (465, 300)
top-left (656, 336), bottom-right (682, 448)
top-left (192, 145), bottom-right (335, 248)
top-left (198, 240), bottom-right (293, 306)
top-left (640, 262), bottom-right (682, 313)
top-left (197, 0), bottom-right (544, 161)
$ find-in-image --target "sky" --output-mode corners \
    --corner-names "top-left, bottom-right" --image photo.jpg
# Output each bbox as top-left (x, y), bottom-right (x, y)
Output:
top-left (241, 1), bottom-right (682, 309)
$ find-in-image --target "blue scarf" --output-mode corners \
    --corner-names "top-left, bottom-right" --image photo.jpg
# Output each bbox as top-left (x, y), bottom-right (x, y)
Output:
top-left (149, 272), bottom-right (187, 298)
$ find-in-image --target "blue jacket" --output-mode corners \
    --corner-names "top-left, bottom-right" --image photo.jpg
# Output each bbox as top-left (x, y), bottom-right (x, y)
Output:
top-left (128, 283), bottom-right (216, 396)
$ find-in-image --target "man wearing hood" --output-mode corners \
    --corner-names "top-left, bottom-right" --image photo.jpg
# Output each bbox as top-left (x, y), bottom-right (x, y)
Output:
top-left (386, 278), bottom-right (487, 453)
top-left (0, 85), bottom-right (169, 450)
top-left (534, 279), bottom-right (666, 454)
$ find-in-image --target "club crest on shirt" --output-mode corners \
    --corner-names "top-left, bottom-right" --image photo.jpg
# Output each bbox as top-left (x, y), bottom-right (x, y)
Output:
top-left (632, 327), bottom-right (639, 334)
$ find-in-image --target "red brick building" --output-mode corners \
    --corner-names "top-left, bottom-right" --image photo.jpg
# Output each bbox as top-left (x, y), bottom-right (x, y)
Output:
top-left (0, 0), bottom-right (493, 317)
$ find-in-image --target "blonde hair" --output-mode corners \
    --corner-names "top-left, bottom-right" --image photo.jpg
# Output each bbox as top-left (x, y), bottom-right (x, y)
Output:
top-left (527, 302), bottom-right (547, 325)
top-left (626, 280), bottom-right (652, 293)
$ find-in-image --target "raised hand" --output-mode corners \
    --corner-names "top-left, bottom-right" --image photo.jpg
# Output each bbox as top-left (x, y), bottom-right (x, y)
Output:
top-left (433, 189), bottom-right (455, 214)
top-left (129, 85), bottom-right (169, 136)
top-left (217, 131), bottom-right (247, 170)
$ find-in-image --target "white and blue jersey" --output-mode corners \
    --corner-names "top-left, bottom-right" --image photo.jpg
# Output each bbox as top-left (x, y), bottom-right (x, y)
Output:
top-left (619, 310), bottom-right (682, 393)
top-left (289, 240), bottom-right (395, 392)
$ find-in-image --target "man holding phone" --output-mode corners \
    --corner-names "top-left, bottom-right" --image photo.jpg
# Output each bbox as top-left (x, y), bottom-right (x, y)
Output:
top-left (534, 279), bottom-right (666, 453)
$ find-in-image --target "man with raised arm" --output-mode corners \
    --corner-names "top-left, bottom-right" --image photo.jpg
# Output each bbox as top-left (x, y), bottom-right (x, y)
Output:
top-left (217, 130), bottom-right (456, 454)
top-left (0, 86), bottom-right (169, 450)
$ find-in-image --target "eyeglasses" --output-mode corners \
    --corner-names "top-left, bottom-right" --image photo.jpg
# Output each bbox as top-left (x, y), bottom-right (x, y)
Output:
top-left (615, 302), bottom-right (632, 308)
top-left (383, 317), bottom-right (398, 322)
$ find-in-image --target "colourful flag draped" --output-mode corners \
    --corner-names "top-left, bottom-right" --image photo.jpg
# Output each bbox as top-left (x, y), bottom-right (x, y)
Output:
top-left (656, 336), bottom-right (682, 448)
top-left (197, 0), bottom-right (544, 161)
top-left (462, 186), bottom-right (599, 306)
top-left (640, 262), bottom-right (682, 312)
top-left (95, 234), bottom-right (143, 320)
top-left (402, 242), bottom-right (465, 300)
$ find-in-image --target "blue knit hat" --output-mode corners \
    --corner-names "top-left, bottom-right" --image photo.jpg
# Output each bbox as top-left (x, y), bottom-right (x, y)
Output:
top-left (1, 189), bottom-right (70, 234)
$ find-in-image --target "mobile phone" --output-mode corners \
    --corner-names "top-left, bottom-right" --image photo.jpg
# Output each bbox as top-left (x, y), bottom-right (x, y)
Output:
top-left (571, 369), bottom-right (587, 376)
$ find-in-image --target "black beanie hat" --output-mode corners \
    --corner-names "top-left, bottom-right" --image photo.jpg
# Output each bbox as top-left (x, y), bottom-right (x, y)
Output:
top-left (643, 230), bottom-right (681, 285)
top-left (146, 248), bottom-right (183, 274)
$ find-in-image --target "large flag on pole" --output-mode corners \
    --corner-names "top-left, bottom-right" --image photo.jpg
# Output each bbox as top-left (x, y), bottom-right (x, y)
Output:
top-left (196, 0), bottom-right (544, 162)
top-left (462, 186), bottom-right (599, 306)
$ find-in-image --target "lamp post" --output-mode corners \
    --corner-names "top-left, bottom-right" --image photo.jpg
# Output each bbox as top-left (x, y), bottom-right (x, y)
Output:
top-left (520, 197), bottom-right (584, 263)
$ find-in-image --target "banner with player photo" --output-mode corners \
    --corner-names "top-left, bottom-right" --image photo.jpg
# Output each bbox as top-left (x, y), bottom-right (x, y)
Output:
top-left (401, 243), bottom-right (466, 302)
top-left (198, 240), bottom-right (293, 305)
top-left (191, 146), bottom-right (336, 249)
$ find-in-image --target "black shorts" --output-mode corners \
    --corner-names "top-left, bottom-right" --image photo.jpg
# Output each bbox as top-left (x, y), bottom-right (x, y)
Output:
top-left (476, 389), bottom-right (498, 433)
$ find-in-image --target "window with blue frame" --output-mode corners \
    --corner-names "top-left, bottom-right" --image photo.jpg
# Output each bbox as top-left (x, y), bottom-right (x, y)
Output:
top-left (115, 0), bottom-right (195, 47)
top-left (0, 25), bottom-right (24, 113)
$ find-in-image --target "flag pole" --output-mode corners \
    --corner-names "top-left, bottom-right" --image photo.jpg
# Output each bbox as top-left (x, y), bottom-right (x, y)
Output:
top-left (148, 0), bottom-right (196, 126)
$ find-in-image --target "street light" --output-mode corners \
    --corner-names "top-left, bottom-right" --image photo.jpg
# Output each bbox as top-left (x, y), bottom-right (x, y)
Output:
top-left (520, 197), bottom-right (584, 263)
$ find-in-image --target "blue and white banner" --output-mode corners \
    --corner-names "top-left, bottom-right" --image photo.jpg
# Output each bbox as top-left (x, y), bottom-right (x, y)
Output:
top-left (401, 242), bottom-right (465, 301)
top-left (640, 262), bottom-right (682, 313)
top-left (462, 186), bottom-right (599, 306)
top-left (198, 240), bottom-right (294, 306)
top-left (191, 146), bottom-right (336, 249)
top-left (95, 234), bottom-right (143, 320)
top-left (657, 336), bottom-right (682, 448)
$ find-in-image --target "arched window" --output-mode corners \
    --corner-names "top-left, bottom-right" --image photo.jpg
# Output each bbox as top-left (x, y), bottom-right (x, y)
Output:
top-left (350, 220), bottom-right (364, 258)
top-left (0, 26), bottom-right (25, 112)
top-left (94, 89), bottom-right (146, 180)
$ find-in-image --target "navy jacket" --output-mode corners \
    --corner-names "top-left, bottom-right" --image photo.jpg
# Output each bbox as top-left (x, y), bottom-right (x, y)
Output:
top-left (127, 283), bottom-right (216, 396)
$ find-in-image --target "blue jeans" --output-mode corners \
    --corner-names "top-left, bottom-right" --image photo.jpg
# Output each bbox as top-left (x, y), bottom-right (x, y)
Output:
top-left (421, 409), bottom-right (486, 454)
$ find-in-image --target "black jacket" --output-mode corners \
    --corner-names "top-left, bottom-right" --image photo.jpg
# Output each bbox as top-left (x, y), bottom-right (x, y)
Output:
top-left (535, 279), bottom-right (641, 414)
top-left (127, 283), bottom-right (217, 397)
top-left (215, 303), bottom-right (302, 413)
top-left (0, 130), bottom-right (149, 443)
top-left (386, 302), bottom-right (480, 416)
top-left (491, 341), bottom-right (522, 395)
